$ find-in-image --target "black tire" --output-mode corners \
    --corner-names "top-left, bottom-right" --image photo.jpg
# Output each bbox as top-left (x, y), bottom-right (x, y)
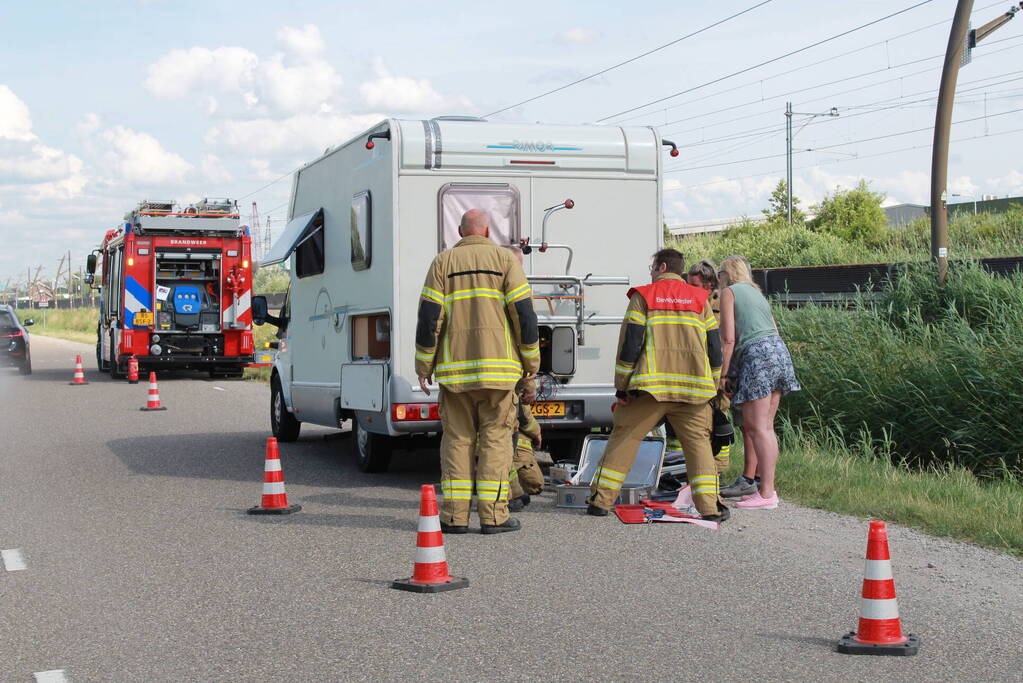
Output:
top-left (19, 356), bottom-right (32, 375)
top-left (108, 331), bottom-right (123, 379)
top-left (270, 375), bottom-right (301, 442)
top-left (96, 325), bottom-right (108, 372)
top-left (353, 418), bottom-right (392, 473)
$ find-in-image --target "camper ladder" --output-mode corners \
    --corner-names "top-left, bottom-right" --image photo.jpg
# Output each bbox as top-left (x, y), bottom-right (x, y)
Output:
top-left (528, 274), bottom-right (628, 345)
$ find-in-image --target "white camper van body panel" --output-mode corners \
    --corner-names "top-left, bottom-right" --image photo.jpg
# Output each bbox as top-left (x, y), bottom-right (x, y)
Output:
top-left (270, 118), bottom-right (664, 438)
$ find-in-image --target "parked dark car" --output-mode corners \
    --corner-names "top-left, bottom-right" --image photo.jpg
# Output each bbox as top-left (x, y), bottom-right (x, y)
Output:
top-left (0, 305), bottom-right (33, 375)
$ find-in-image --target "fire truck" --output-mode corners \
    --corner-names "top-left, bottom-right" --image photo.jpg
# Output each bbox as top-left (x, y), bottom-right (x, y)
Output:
top-left (86, 198), bottom-right (259, 378)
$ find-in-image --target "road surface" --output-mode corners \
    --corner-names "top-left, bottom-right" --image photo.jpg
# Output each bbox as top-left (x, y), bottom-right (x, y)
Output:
top-left (2, 335), bottom-right (1021, 681)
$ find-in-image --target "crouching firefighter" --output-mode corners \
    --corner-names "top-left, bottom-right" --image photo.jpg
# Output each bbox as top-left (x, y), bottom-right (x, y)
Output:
top-left (509, 385), bottom-right (545, 512)
top-left (587, 248), bottom-right (729, 522)
top-left (414, 209), bottom-right (541, 535)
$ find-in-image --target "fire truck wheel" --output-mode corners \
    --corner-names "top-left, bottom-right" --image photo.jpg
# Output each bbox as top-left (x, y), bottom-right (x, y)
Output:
top-left (353, 419), bottom-right (392, 473)
top-left (271, 375), bottom-right (301, 442)
top-left (108, 332), bottom-right (124, 379)
top-left (95, 327), bottom-right (108, 371)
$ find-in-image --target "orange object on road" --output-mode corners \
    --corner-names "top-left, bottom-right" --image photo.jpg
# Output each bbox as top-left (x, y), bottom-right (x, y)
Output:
top-left (392, 485), bottom-right (468, 593)
top-left (838, 520), bottom-right (920, 656)
top-left (246, 438), bottom-right (301, 515)
top-left (139, 371), bottom-right (166, 411)
top-left (68, 354), bottom-right (89, 385)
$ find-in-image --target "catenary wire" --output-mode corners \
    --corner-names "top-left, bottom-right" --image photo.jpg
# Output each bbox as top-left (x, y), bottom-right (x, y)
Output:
top-left (597, 1), bottom-right (938, 122)
top-left (481, 0), bottom-right (776, 118)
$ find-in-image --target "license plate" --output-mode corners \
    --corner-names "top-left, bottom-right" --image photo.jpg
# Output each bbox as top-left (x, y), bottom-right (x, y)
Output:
top-left (255, 352), bottom-right (275, 364)
top-left (133, 311), bottom-right (154, 327)
top-left (531, 401), bottom-right (566, 418)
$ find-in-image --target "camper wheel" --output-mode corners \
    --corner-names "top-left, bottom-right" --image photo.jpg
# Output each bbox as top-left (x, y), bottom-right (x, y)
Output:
top-left (271, 375), bottom-right (302, 442)
top-left (353, 419), bottom-right (392, 473)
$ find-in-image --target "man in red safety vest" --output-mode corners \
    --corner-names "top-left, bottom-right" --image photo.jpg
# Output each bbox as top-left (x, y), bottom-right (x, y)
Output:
top-left (586, 248), bottom-right (729, 522)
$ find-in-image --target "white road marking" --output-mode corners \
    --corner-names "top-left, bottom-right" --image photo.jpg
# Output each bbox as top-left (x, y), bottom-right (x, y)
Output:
top-left (34, 671), bottom-right (69, 683)
top-left (212, 386), bottom-right (225, 391)
top-left (2, 548), bottom-right (26, 571)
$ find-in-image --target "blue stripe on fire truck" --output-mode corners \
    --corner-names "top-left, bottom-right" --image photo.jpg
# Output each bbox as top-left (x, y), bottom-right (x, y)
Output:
top-left (124, 276), bottom-right (153, 312)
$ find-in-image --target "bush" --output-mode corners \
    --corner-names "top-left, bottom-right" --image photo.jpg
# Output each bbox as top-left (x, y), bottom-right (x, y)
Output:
top-left (777, 262), bottom-right (1023, 476)
top-left (253, 264), bottom-right (290, 293)
top-left (808, 179), bottom-right (888, 246)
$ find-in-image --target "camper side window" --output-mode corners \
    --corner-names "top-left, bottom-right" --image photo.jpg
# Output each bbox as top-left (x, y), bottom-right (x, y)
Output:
top-left (438, 184), bottom-right (521, 251)
top-left (295, 214), bottom-right (325, 278)
top-left (351, 191), bottom-right (371, 270)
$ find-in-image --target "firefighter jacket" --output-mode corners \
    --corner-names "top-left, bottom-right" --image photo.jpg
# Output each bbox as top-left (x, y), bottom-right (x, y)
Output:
top-left (415, 235), bottom-right (540, 391)
top-left (613, 273), bottom-right (722, 403)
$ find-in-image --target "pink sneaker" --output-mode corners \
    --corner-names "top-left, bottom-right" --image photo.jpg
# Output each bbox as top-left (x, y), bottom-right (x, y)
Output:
top-left (735, 490), bottom-right (779, 509)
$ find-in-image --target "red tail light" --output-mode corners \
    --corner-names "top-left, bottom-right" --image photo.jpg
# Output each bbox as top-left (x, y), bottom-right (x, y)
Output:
top-left (2, 330), bottom-right (23, 338)
top-left (392, 403), bottom-right (441, 421)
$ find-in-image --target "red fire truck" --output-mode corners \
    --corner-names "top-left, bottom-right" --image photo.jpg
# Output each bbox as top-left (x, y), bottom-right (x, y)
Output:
top-left (86, 198), bottom-right (259, 378)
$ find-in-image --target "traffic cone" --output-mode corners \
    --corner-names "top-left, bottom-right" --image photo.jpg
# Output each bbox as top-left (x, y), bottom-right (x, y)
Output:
top-left (68, 354), bottom-right (89, 385)
top-left (247, 438), bottom-right (301, 515)
top-left (392, 485), bottom-right (469, 593)
top-left (139, 372), bottom-right (167, 411)
top-left (838, 520), bottom-right (920, 656)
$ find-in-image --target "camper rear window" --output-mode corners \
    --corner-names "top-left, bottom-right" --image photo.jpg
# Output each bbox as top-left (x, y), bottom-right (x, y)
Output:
top-left (295, 220), bottom-right (325, 278)
top-left (351, 191), bottom-right (371, 270)
top-left (438, 184), bottom-right (520, 251)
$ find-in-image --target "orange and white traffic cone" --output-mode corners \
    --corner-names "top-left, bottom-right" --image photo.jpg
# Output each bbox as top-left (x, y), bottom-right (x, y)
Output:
top-left (247, 438), bottom-right (301, 515)
top-left (68, 354), bottom-right (89, 385)
top-left (139, 372), bottom-right (167, 411)
top-left (392, 485), bottom-right (469, 593)
top-left (838, 520), bottom-right (920, 656)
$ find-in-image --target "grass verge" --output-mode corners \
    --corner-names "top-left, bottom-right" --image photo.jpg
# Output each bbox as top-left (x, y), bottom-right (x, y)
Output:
top-left (726, 421), bottom-right (1023, 557)
top-left (18, 308), bottom-right (96, 345)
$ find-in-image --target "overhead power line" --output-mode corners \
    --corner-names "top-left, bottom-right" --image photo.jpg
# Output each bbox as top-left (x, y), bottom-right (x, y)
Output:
top-left (482, 0), bottom-right (776, 118)
top-left (597, 0), bottom-right (937, 122)
top-left (613, 0), bottom-right (1013, 126)
top-left (666, 124), bottom-right (1023, 193)
top-left (666, 105), bottom-right (1023, 173)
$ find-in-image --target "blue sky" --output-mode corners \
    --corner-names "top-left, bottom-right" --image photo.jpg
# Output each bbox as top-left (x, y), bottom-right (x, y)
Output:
top-left (2, 0), bottom-right (1022, 283)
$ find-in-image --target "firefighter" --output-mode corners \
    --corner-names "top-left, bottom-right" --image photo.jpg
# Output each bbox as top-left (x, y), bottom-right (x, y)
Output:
top-left (415, 209), bottom-right (540, 535)
top-left (508, 389), bottom-right (545, 511)
top-left (587, 248), bottom-right (728, 521)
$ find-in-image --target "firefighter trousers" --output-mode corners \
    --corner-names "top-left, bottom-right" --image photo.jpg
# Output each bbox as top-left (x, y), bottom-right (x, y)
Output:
top-left (439, 387), bottom-right (515, 526)
top-left (588, 393), bottom-right (722, 515)
top-left (509, 441), bottom-right (545, 499)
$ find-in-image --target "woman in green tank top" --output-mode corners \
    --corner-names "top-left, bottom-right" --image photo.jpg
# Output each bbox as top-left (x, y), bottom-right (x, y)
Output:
top-left (717, 256), bottom-right (800, 511)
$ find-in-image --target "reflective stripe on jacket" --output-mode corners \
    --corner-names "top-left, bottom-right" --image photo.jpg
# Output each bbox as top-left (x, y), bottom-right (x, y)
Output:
top-left (415, 235), bottom-right (540, 391)
top-left (613, 273), bottom-right (722, 403)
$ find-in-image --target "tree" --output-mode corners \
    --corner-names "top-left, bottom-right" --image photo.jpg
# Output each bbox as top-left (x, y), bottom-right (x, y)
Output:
top-left (762, 179), bottom-right (806, 226)
top-left (809, 179), bottom-right (888, 246)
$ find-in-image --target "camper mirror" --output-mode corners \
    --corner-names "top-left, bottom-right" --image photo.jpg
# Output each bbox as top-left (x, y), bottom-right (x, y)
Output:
top-left (86, 254), bottom-right (97, 274)
top-left (84, 273), bottom-right (95, 285)
top-left (551, 326), bottom-right (576, 376)
top-left (251, 295), bottom-right (268, 326)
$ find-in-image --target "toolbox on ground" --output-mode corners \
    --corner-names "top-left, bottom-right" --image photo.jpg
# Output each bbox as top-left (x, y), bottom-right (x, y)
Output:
top-left (555, 434), bottom-right (665, 508)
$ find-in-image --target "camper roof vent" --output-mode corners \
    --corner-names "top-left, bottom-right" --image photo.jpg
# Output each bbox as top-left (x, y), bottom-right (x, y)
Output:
top-left (432, 115), bottom-right (487, 122)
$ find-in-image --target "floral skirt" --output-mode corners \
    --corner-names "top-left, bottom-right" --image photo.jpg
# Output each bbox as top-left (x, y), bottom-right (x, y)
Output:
top-left (731, 334), bottom-right (800, 406)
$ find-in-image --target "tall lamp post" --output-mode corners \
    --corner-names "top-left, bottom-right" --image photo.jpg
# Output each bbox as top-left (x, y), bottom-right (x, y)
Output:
top-left (785, 102), bottom-right (839, 225)
top-left (931, 2), bottom-right (1020, 282)
top-left (950, 192), bottom-right (978, 215)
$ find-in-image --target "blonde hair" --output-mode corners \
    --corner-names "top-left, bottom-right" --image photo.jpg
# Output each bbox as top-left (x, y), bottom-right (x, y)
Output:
top-left (721, 255), bottom-right (759, 289)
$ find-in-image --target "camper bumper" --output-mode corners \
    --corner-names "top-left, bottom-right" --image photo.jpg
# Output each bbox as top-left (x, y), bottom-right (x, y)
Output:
top-left (138, 354), bottom-right (254, 367)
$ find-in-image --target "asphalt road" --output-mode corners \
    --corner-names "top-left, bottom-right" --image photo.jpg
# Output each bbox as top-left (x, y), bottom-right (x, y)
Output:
top-left (3, 335), bottom-right (1022, 682)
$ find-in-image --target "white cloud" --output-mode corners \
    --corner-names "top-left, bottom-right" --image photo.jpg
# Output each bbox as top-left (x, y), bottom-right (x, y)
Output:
top-left (143, 25), bottom-right (341, 116)
top-left (277, 24), bottom-right (326, 59)
top-left (208, 112), bottom-right (383, 155)
top-left (557, 28), bottom-right (600, 44)
top-left (985, 169), bottom-right (1023, 195)
top-left (74, 113), bottom-right (102, 137)
top-left (359, 58), bottom-right (471, 114)
top-left (96, 125), bottom-right (192, 185)
top-left (0, 85), bottom-right (88, 200)
top-left (0, 85), bottom-right (35, 141)
top-left (145, 46), bottom-right (259, 100)
top-left (200, 154), bottom-right (232, 183)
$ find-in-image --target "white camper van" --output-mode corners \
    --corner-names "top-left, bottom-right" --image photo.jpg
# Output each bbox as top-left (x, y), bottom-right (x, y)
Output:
top-left (254, 117), bottom-right (677, 472)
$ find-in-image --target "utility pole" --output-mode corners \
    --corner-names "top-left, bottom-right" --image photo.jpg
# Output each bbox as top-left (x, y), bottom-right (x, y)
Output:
top-left (931, 2), bottom-right (1020, 282)
top-left (785, 102), bottom-right (839, 225)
